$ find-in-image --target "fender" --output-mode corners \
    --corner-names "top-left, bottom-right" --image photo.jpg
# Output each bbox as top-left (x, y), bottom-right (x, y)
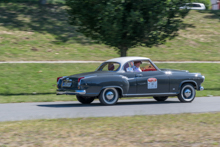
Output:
top-left (101, 86), bottom-right (124, 95)
top-left (81, 75), bottom-right (129, 96)
top-left (179, 80), bottom-right (198, 90)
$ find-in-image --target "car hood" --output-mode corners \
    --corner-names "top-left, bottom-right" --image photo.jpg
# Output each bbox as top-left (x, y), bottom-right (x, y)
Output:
top-left (160, 69), bottom-right (189, 73)
top-left (160, 69), bottom-right (202, 76)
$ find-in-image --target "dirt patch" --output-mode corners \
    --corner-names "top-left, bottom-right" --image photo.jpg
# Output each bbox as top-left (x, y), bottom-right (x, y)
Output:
top-left (31, 47), bottom-right (39, 51)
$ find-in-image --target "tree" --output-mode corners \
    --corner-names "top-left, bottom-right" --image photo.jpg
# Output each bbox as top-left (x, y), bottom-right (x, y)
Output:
top-left (66, 0), bottom-right (191, 57)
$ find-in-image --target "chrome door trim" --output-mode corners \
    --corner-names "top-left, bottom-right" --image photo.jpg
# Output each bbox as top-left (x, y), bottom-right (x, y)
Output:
top-left (123, 92), bottom-right (178, 97)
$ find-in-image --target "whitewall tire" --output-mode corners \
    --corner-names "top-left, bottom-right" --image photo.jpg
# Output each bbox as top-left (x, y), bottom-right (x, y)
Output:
top-left (178, 84), bottom-right (196, 102)
top-left (99, 88), bottom-right (119, 105)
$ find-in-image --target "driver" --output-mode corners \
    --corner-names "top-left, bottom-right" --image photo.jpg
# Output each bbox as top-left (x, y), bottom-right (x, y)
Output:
top-left (133, 61), bottom-right (142, 72)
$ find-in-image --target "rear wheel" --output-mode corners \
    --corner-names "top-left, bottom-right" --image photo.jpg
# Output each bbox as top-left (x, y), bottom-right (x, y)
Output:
top-left (153, 96), bottom-right (168, 101)
top-left (99, 88), bottom-right (119, 105)
top-left (178, 84), bottom-right (196, 102)
top-left (76, 95), bottom-right (95, 104)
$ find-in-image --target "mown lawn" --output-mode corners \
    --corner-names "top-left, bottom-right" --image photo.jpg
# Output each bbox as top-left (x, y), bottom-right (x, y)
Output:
top-left (0, 113), bottom-right (219, 146)
top-left (0, 3), bottom-right (219, 61)
top-left (0, 63), bottom-right (219, 103)
top-left (0, 94), bottom-right (77, 103)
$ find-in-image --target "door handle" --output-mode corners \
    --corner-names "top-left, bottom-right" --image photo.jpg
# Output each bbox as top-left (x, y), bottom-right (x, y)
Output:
top-left (135, 74), bottom-right (143, 77)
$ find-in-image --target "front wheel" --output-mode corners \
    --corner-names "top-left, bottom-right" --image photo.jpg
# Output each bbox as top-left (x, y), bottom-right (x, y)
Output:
top-left (153, 96), bottom-right (168, 101)
top-left (178, 84), bottom-right (196, 103)
top-left (99, 88), bottom-right (119, 105)
top-left (76, 95), bottom-right (95, 104)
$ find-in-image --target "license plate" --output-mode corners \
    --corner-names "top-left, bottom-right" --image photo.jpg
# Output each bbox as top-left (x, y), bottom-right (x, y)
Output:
top-left (62, 82), bottom-right (72, 87)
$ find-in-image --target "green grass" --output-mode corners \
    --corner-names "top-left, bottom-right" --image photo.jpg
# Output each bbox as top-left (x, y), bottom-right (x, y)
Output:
top-left (0, 63), bottom-right (219, 103)
top-left (0, 94), bottom-right (77, 103)
top-left (0, 113), bottom-right (220, 146)
top-left (0, 63), bottom-right (99, 95)
top-left (0, 3), bottom-right (219, 61)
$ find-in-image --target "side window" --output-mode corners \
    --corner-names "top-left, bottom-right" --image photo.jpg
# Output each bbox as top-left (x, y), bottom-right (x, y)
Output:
top-left (193, 4), bottom-right (201, 7)
top-left (124, 60), bottom-right (157, 72)
top-left (124, 61), bottom-right (134, 72)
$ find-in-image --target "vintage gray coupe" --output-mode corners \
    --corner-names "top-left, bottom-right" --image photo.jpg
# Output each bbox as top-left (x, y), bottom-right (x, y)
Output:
top-left (57, 57), bottom-right (205, 105)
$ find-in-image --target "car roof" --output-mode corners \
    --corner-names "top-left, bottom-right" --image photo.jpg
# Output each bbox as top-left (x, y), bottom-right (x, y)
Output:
top-left (99, 56), bottom-right (160, 72)
top-left (106, 56), bottom-right (150, 65)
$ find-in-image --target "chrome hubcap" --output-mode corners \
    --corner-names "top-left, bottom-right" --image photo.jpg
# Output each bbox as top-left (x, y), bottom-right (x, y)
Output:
top-left (106, 91), bottom-right (114, 100)
top-left (184, 89), bottom-right (192, 98)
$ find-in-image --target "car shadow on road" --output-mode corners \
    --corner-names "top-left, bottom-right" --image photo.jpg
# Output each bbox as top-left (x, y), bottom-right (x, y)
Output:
top-left (37, 100), bottom-right (181, 108)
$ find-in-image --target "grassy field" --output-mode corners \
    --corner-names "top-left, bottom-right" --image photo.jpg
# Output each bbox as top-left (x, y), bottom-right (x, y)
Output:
top-left (0, 3), bottom-right (219, 61)
top-left (0, 113), bottom-right (219, 146)
top-left (0, 94), bottom-right (77, 103)
top-left (0, 63), bottom-right (219, 103)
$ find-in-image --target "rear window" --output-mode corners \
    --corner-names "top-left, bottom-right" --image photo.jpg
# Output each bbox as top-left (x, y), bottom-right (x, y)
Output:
top-left (97, 62), bottom-right (120, 72)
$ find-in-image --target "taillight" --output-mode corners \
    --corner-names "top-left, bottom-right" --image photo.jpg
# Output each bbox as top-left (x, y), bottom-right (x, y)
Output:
top-left (57, 77), bottom-right (62, 82)
top-left (78, 77), bottom-right (84, 85)
top-left (78, 77), bottom-right (84, 83)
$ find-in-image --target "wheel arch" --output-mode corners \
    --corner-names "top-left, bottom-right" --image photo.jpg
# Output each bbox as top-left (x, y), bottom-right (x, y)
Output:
top-left (179, 80), bottom-right (198, 90)
top-left (99, 86), bottom-right (123, 97)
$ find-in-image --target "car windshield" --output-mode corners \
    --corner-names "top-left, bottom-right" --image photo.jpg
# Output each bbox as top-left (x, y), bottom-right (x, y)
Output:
top-left (97, 62), bottom-right (120, 71)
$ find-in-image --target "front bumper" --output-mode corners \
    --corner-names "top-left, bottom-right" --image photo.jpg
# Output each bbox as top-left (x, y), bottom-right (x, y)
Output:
top-left (57, 89), bottom-right (86, 95)
top-left (198, 86), bottom-right (204, 91)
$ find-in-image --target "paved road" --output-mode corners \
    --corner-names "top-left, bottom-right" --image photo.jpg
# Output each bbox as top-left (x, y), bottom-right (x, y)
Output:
top-left (0, 97), bottom-right (220, 122)
top-left (0, 61), bottom-right (220, 64)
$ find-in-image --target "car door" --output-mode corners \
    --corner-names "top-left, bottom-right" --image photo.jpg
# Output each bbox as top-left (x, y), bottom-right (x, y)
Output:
top-left (136, 71), bottom-right (170, 94)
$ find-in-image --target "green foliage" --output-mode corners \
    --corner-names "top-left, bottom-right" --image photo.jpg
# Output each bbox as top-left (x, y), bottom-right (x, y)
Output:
top-left (66, 0), bottom-right (191, 56)
top-left (194, 0), bottom-right (211, 9)
top-left (0, 4), bottom-right (219, 61)
top-left (0, 0), bottom-right (65, 4)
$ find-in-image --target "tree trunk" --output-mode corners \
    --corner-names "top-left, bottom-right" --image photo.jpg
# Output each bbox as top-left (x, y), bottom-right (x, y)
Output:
top-left (120, 47), bottom-right (127, 57)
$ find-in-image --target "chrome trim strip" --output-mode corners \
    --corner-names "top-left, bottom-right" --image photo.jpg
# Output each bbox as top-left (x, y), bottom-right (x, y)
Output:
top-left (128, 78), bottom-right (135, 80)
top-left (57, 90), bottom-right (86, 95)
top-left (123, 92), bottom-right (178, 97)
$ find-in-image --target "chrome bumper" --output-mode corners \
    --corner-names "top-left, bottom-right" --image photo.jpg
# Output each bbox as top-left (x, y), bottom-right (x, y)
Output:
top-left (57, 90), bottom-right (86, 95)
top-left (199, 86), bottom-right (204, 91)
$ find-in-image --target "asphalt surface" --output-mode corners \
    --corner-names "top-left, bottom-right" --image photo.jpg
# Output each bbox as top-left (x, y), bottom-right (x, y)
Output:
top-left (0, 61), bottom-right (220, 64)
top-left (0, 97), bottom-right (220, 122)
